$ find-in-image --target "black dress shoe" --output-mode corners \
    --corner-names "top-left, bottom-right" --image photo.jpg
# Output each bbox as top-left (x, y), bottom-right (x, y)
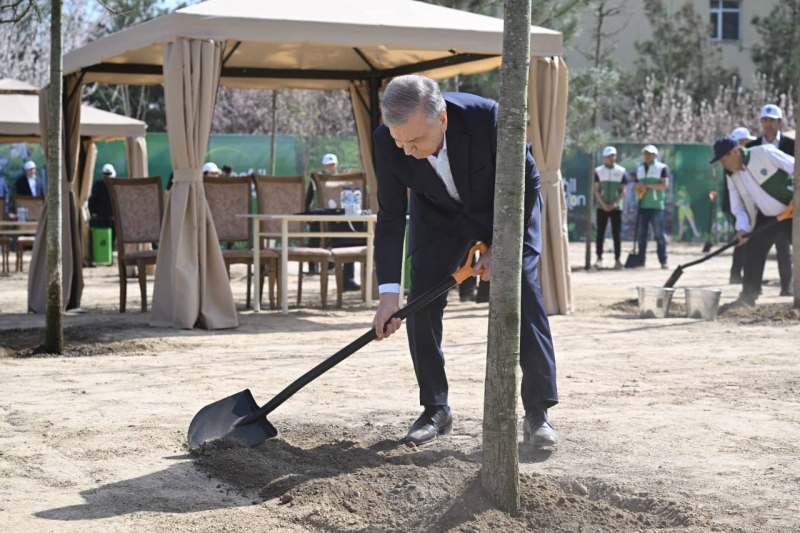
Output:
top-left (523, 409), bottom-right (559, 448)
top-left (343, 279), bottom-right (361, 292)
top-left (780, 288), bottom-right (793, 297)
top-left (405, 406), bottom-right (453, 446)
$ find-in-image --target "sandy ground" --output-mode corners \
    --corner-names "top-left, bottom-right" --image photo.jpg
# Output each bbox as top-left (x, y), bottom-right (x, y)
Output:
top-left (0, 242), bottom-right (798, 532)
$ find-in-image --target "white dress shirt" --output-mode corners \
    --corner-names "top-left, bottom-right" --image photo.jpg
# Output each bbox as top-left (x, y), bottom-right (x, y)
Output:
top-left (379, 133), bottom-right (459, 295)
top-left (27, 175), bottom-right (37, 196)
top-left (762, 131), bottom-right (781, 149)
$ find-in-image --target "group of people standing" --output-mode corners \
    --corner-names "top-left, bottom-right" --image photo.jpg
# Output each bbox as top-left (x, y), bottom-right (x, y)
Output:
top-left (593, 143), bottom-right (671, 270)
top-left (592, 103), bottom-right (794, 306)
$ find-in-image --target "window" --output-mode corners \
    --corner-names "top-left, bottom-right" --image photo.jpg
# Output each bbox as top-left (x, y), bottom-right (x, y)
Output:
top-left (710, 0), bottom-right (740, 41)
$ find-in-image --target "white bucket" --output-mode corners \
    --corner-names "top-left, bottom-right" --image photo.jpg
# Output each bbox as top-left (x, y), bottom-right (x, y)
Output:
top-left (637, 286), bottom-right (675, 318)
top-left (685, 288), bottom-right (722, 320)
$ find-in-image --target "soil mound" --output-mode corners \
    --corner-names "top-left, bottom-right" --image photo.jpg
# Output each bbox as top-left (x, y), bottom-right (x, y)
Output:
top-left (718, 302), bottom-right (800, 324)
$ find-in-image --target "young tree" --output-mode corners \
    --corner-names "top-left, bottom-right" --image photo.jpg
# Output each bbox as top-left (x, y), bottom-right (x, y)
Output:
top-left (481, 0), bottom-right (530, 515)
top-left (794, 88), bottom-right (800, 308)
top-left (752, 0), bottom-right (800, 98)
top-left (45, 0), bottom-right (64, 353)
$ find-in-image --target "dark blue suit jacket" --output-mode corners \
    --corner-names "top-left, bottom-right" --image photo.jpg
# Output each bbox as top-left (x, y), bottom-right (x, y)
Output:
top-left (373, 92), bottom-right (541, 285)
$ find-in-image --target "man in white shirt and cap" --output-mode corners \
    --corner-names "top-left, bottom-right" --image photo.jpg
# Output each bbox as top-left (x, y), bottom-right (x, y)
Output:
top-left (15, 160), bottom-right (44, 198)
top-left (203, 162), bottom-right (221, 178)
top-left (710, 136), bottom-right (794, 306)
top-left (744, 104), bottom-right (794, 296)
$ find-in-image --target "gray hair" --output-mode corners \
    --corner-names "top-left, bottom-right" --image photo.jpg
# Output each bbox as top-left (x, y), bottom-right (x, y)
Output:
top-left (380, 75), bottom-right (446, 127)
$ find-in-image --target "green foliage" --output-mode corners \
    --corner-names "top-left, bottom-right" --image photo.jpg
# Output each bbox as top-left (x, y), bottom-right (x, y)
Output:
top-left (751, 0), bottom-right (800, 97)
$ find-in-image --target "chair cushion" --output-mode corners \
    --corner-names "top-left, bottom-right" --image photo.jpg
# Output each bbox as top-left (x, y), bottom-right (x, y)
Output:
top-left (222, 249), bottom-right (279, 261)
top-left (122, 249), bottom-right (159, 261)
top-left (330, 246), bottom-right (368, 260)
top-left (269, 246), bottom-right (331, 258)
top-left (17, 236), bottom-right (35, 244)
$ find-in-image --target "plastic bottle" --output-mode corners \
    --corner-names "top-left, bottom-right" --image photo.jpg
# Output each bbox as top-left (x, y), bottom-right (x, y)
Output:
top-left (352, 188), bottom-right (363, 216)
top-left (340, 187), bottom-right (353, 215)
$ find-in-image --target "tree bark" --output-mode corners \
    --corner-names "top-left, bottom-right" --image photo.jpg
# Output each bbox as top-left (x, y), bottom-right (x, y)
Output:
top-left (44, 0), bottom-right (63, 353)
top-left (480, 0), bottom-right (531, 515)
top-left (793, 84), bottom-right (800, 309)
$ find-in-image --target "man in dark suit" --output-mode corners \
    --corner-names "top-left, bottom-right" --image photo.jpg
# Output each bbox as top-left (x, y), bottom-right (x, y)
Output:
top-left (371, 75), bottom-right (558, 448)
top-left (15, 160), bottom-right (44, 198)
top-left (745, 104), bottom-right (794, 296)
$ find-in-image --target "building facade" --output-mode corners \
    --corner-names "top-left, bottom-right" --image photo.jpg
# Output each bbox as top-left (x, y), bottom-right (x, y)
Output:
top-left (564, 0), bottom-right (778, 87)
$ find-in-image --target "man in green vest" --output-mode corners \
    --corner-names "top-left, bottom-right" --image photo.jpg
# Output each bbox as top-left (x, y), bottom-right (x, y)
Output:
top-left (593, 145), bottom-right (627, 269)
top-left (710, 136), bottom-right (794, 306)
top-left (634, 145), bottom-right (670, 269)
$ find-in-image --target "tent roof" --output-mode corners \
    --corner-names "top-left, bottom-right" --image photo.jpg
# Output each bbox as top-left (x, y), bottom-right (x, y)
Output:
top-left (0, 78), bottom-right (39, 94)
top-left (0, 79), bottom-right (147, 141)
top-left (64, 0), bottom-right (562, 90)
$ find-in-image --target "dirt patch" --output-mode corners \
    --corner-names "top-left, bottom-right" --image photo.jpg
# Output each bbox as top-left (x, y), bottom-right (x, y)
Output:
top-left (718, 302), bottom-right (800, 324)
top-left (193, 423), bottom-right (713, 533)
top-left (0, 323), bottom-right (166, 358)
top-left (606, 298), bottom-right (687, 317)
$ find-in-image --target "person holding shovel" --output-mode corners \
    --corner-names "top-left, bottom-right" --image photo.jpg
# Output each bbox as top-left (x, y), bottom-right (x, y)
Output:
top-left (710, 136), bottom-right (794, 307)
top-left (371, 75), bottom-right (558, 448)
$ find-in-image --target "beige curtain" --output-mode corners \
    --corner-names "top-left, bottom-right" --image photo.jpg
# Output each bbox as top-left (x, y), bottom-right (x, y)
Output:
top-left (150, 38), bottom-right (237, 330)
top-left (528, 56), bottom-right (572, 315)
top-left (350, 81), bottom-right (378, 211)
top-left (125, 136), bottom-right (149, 178)
top-left (79, 140), bottom-right (97, 266)
top-left (28, 74), bottom-right (84, 312)
top-left (124, 135), bottom-right (154, 275)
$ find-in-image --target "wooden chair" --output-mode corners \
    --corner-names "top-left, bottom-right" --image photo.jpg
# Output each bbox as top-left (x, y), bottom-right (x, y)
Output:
top-left (310, 172), bottom-right (368, 247)
top-left (13, 195), bottom-right (45, 273)
top-left (329, 246), bottom-right (368, 308)
top-left (310, 172), bottom-right (369, 306)
top-left (0, 197), bottom-right (9, 273)
top-left (105, 176), bottom-right (162, 313)
top-left (204, 176), bottom-right (279, 309)
top-left (253, 175), bottom-right (331, 309)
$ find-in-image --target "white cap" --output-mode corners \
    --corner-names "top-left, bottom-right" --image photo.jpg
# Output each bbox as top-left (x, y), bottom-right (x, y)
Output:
top-left (642, 144), bottom-right (659, 156)
top-left (321, 153), bottom-right (338, 166)
top-left (203, 161), bottom-right (220, 174)
top-left (760, 104), bottom-right (783, 120)
top-left (602, 146), bottom-right (617, 157)
top-left (101, 163), bottom-right (116, 177)
top-left (730, 127), bottom-right (756, 142)
top-left (23, 160), bottom-right (36, 170)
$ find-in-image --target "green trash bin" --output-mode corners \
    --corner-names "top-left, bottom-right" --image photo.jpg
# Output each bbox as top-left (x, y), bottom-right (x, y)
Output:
top-left (91, 227), bottom-right (113, 265)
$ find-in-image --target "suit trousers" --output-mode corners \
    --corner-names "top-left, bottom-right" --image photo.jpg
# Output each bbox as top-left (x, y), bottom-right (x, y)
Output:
top-left (406, 222), bottom-right (558, 412)
top-left (742, 214), bottom-right (793, 303)
top-left (596, 209), bottom-right (622, 261)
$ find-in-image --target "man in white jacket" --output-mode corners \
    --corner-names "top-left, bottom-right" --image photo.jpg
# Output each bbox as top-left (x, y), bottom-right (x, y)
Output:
top-left (709, 136), bottom-right (794, 306)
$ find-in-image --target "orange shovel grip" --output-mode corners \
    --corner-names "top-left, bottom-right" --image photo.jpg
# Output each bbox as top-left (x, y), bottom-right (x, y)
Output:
top-left (777, 204), bottom-right (794, 222)
top-left (452, 242), bottom-right (489, 284)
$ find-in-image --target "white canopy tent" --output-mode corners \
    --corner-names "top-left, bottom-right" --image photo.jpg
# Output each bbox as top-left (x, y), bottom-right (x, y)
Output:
top-left (0, 79), bottom-right (148, 312)
top-left (60, 0), bottom-right (572, 328)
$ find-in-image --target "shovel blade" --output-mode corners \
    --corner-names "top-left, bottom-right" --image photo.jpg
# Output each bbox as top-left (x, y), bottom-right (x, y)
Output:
top-left (187, 389), bottom-right (277, 449)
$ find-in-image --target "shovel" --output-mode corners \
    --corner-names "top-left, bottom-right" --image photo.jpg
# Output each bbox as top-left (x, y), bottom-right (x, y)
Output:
top-left (187, 242), bottom-right (489, 449)
top-left (664, 205), bottom-right (793, 288)
top-left (624, 189), bottom-right (647, 269)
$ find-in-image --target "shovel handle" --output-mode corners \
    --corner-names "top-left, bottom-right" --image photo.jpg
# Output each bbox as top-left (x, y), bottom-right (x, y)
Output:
top-left (236, 242), bottom-right (487, 427)
top-left (452, 242), bottom-right (489, 284)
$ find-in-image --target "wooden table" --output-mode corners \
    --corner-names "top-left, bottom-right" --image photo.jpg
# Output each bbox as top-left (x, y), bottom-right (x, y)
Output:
top-left (0, 221), bottom-right (38, 273)
top-left (238, 214), bottom-right (378, 315)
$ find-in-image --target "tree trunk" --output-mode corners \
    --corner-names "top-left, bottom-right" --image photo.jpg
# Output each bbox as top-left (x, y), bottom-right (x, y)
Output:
top-left (44, 0), bottom-right (64, 354)
top-left (585, 152), bottom-right (596, 269)
top-left (793, 84), bottom-right (800, 309)
top-left (270, 89), bottom-right (278, 175)
top-left (480, 0), bottom-right (530, 515)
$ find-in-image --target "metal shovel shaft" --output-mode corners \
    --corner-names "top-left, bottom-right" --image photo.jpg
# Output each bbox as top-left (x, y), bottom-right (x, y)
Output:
top-left (234, 275), bottom-right (457, 427)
